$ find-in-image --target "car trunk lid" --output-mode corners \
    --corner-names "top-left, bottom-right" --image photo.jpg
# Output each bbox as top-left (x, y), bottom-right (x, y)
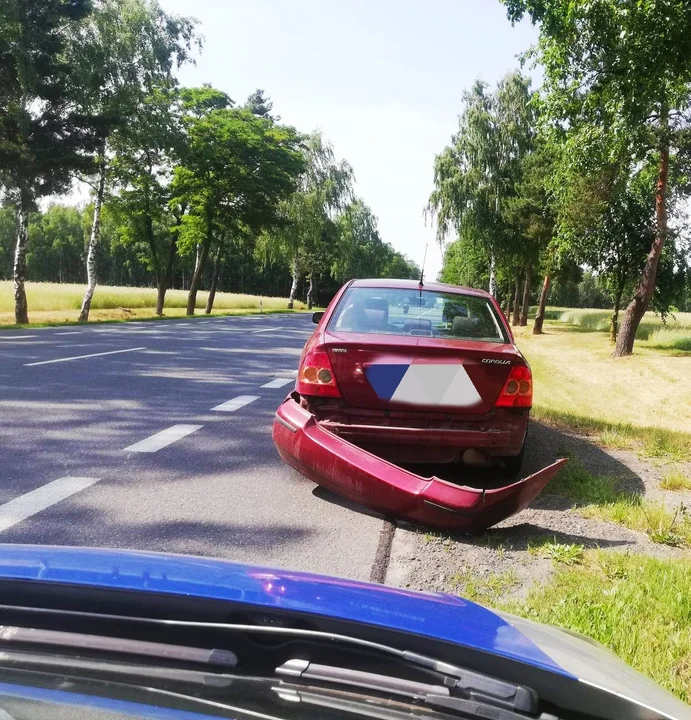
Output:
top-left (324, 331), bottom-right (519, 415)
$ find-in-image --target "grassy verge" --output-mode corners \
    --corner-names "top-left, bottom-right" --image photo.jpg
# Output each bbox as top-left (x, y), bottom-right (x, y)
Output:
top-left (546, 460), bottom-right (691, 547)
top-left (503, 551), bottom-right (691, 703)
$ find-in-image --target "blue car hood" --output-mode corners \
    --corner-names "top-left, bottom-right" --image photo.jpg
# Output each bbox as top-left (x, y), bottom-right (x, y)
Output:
top-left (0, 545), bottom-right (687, 720)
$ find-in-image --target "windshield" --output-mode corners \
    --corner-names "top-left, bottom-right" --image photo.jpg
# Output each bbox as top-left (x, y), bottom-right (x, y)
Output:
top-left (1, 0), bottom-right (689, 717)
top-left (329, 287), bottom-right (509, 342)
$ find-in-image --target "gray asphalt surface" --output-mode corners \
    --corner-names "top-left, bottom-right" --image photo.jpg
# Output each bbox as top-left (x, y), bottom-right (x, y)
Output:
top-left (0, 313), bottom-right (384, 579)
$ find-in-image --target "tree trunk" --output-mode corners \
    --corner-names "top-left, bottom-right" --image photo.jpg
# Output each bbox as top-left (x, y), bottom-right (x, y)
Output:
top-left (519, 264), bottom-right (531, 326)
top-left (205, 249), bottom-right (223, 314)
top-left (78, 147), bottom-right (107, 323)
top-left (609, 280), bottom-right (625, 343)
top-left (13, 197), bottom-right (30, 325)
top-left (187, 220), bottom-right (212, 316)
top-left (511, 273), bottom-right (521, 326)
top-left (287, 257), bottom-right (299, 310)
top-left (533, 274), bottom-right (551, 335)
top-left (489, 253), bottom-right (497, 298)
top-left (614, 113), bottom-right (669, 357)
top-left (306, 272), bottom-right (315, 310)
top-left (156, 236), bottom-right (178, 316)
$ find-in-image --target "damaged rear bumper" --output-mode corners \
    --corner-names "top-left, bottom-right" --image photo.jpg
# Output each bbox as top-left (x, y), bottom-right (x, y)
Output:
top-left (273, 395), bottom-right (566, 532)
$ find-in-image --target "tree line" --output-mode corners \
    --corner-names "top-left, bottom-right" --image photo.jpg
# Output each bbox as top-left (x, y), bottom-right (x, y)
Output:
top-left (0, 0), bottom-right (418, 322)
top-left (429, 0), bottom-right (691, 356)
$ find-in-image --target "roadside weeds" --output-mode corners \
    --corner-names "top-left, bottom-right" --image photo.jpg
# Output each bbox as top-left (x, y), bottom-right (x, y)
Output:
top-left (385, 423), bottom-right (691, 702)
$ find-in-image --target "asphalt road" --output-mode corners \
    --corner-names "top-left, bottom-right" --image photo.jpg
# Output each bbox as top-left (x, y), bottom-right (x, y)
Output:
top-left (0, 313), bottom-right (385, 580)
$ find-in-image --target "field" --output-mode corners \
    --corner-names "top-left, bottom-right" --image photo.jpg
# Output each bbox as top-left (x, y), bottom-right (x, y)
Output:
top-left (391, 309), bottom-right (691, 702)
top-left (0, 281), bottom-right (306, 326)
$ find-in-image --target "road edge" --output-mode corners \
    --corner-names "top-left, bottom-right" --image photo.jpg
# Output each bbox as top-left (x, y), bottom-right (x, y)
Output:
top-left (369, 519), bottom-right (397, 583)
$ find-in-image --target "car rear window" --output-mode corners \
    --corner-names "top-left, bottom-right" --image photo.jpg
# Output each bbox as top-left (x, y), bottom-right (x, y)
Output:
top-left (328, 287), bottom-right (509, 343)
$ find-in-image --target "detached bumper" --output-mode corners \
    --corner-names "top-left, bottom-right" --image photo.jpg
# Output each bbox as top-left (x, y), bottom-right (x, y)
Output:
top-left (273, 396), bottom-right (566, 532)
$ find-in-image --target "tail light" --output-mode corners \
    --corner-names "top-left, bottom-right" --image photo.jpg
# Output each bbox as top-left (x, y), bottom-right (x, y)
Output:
top-left (495, 365), bottom-right (532, 408)
top-left (297, 347), bottom-right (341, 398)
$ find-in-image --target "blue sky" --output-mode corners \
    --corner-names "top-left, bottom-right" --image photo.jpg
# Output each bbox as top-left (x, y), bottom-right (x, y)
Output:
top-left (160, 0), bottom-right (539, 280)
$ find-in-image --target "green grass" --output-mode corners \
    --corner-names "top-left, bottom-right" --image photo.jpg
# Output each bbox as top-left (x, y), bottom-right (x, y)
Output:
top-left (661, 472), bottom-right (691, 492)
top-left (527, 537), bottom-right (585, 565)
top-left (530, 408), bottom-right (691, 462)
top-left (547, 461), bottom-right (691, 547)
top-left (502, 551), bottom-right (691, 703)
top-left (450, 569), bottom-right (520, 606)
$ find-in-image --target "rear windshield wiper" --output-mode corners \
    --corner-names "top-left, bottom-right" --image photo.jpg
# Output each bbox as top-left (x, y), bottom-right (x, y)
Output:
top-left (277, 660), bottom-right (558, 720)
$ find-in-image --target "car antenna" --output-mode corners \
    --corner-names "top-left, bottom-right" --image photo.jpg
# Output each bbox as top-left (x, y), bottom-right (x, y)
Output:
top-left (419, 242), bottom-right (428, 288)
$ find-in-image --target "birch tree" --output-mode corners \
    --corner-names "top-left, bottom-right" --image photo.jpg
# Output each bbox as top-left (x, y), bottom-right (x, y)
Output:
top-left (75, 0), bottom-right (197, 321)
top-left (0, 0), bottom-right (96, 324)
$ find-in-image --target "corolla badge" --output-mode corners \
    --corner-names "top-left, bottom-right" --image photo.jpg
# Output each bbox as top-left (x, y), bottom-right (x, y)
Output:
top-left (481, 359), bottom-right (511, 365)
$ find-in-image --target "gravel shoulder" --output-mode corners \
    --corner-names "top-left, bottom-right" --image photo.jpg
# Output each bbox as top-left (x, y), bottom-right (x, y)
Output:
top-left (386, 421), bottom-right (691, 601)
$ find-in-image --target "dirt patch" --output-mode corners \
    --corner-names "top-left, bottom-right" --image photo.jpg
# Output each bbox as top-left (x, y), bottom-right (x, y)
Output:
top-left (386, 421), bottom-right (690, 601)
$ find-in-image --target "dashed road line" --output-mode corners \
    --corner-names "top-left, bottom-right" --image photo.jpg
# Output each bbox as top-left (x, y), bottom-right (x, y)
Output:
top-left (0, 477), bottom-right (100, 533)
top-left (55, 331), bottom-right (82, 336)
top-left (0, 335), bottom-right (37, 340)
top-left (261, 378), bottom-right (294, 389)
top-left (24, 346), bottom-right (147, 367)
top-left (212, 395), bottom-right (260, 412)
top-left (252, 326), bottom-right (285, 333)
top-left (123, 424), bottom-right (203, 453)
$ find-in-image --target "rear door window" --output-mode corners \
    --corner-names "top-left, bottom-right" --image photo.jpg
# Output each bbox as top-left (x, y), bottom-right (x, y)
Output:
top-left (329, 287), bottom-right (509, 343)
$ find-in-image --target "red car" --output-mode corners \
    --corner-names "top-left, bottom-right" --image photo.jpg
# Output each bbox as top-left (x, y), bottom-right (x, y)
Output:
top-left (273, 279), bottom-right (565, 531)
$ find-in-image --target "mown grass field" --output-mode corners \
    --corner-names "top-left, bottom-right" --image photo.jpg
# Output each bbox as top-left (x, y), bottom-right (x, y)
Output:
top-left (0, 281), bottom-right (306, 326)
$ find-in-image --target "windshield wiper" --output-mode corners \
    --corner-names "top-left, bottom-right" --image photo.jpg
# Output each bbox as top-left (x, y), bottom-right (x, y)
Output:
top-left (0, 648), bottom-right (240, 687)
top-left (277, 660), bottom-right (556, 719)
top-left (0, 604), bottom-right (539, 714)
top-left (0, 625), bottom-right (237, 669)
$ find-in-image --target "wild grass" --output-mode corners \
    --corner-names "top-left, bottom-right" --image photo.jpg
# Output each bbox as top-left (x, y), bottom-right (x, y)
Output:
top-left (450, 569), bottom-right (520, 606)
top-left (547, 460), bottom-right (691, 547)
top-left (661, 472), bottom-right (691, 492)
top-left (543, 306), bottom-right (691, 351)
top-left (526, 537), bottom-right (585, 565)
top-left (502, 551), bottom-right (691, 703)
top-left (0, 281), bottom-right (306, 325)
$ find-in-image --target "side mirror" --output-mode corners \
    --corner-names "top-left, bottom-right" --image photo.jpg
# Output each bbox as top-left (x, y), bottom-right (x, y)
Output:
top-left (312, 311), bottom-right (324, 324)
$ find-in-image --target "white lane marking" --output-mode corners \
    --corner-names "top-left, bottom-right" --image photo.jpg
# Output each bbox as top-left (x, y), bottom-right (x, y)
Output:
top-left (123, 424), bottom-right (202, 453)
top-left (24, 346), bottom-right (147, 367)
top-left (0, 477), bottom-right (100, 533)
top-left (212, 395), bottom-right (260, 412)
top-left (0, 335), bottom-right (37, 340)
top-left (252, 326), bottom-right (285, 333)
top-left (55, 331), bottom-right (82, 335)
top-left (261, 378), bottom-right (294, 389)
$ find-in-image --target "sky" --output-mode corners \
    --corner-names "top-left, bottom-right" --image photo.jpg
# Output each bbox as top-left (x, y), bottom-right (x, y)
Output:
top-left (158, 0), bottom-right (540, 281)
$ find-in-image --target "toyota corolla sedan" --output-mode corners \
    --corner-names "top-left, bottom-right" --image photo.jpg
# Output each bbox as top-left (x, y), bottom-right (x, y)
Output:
top-left (273, 279), bottom-right (565, 532)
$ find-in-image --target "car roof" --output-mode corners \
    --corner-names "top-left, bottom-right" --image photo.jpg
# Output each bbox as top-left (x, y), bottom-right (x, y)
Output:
top-left (348, 278), bottom-right (491, 298)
